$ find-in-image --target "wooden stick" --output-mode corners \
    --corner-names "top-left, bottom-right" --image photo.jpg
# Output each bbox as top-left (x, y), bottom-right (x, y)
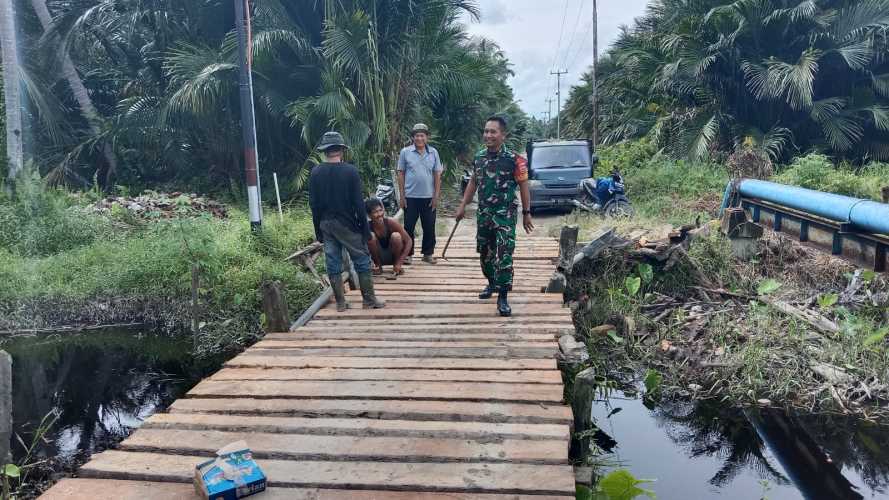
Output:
top-left (441, 219), bottom-right (461, 261)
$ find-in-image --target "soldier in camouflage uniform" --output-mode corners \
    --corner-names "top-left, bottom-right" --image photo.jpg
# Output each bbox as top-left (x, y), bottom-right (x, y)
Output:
top-left (455, 116), bottom-right (534, 317)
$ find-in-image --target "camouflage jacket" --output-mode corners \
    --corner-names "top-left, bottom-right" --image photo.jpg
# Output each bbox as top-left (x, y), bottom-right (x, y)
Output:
top-left (472, 145), bottom-right (529, 220)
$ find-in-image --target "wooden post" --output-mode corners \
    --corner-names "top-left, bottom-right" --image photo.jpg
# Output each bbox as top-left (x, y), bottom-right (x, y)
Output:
top-left (545, 225), bottom-right (579, 293)
top-left (571, 367), bottom-right (597, 459)
top-left (261, 280), bottom-right (291, 332)
top-left (881, 186), bottom-right (888, 204)
top-left (558, 225), bottom-right (579, 273)
top-left (191, 264), bottom-right (200, 350)
top-left (0, 350), bottom-right (11, 464)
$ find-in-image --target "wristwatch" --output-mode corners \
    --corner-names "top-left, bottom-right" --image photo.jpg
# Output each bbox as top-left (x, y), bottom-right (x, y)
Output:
top-left (522, 209), bottom-right (531, 215)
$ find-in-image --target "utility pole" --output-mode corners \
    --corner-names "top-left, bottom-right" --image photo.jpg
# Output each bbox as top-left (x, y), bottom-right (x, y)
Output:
top-left (235, 0), bottom-right (263, 230)
top-left (591, 0), bottom-right (599, 148)
top-left (545, 98), bottom-right (554, 137)
top-left (550, 69), bottom-right (568, 139)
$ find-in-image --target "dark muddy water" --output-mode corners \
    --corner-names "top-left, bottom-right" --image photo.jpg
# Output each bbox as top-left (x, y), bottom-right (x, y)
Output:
top-left (585, 391), bottom-right (889, 500)
top-left (2, 330), bottom-right (225, 469)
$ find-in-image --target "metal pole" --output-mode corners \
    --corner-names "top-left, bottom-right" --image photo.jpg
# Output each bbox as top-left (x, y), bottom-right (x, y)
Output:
top-left (235, 0), bottom-right (262, 230)
top-left (545, 98), bottom-right (554, 137)
top-left (273, 172), bottom-right (284, 223)
top-left (550, 69), bottom-right (568, 139)
top-left (591, 0), bottom-right (599, 148)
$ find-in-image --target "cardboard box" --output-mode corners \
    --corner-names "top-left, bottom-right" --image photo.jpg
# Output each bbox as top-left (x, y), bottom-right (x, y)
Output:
top-left (194, 441), bottom-right (267, 500)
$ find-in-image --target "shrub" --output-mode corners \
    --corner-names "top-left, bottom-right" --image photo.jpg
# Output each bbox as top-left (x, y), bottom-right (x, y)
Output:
top-left (0, 170), bottom-right (115, 256)
top-left (774, 154), bottom-right (889, 200)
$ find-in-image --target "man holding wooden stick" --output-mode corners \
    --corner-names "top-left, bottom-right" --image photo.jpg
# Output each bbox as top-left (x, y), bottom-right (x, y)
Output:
top-left (455, 116), bottom-right (534, 317)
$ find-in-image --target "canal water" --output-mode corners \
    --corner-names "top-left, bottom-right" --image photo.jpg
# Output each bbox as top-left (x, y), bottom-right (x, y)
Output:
top-left (583, 390), bottom-right (889, 500)
top-left (2, 329), bottom-right (226, 472)
top-left (4, 330), bottom-right (889, 500)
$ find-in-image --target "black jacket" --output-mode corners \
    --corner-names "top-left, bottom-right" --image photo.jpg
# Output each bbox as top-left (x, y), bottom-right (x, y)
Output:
top-left (308, 162), bottom-right (369, 241)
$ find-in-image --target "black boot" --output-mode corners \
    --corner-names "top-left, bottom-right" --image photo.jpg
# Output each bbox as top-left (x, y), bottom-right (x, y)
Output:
top-left (358, 272), bottom-right (386, 309)
top-left (497, 287), bottom-right (511, 317)
top-left (479, 281), bottom-right (496, 299)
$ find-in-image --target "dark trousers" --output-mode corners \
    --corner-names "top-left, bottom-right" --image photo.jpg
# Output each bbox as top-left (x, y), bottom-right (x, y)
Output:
top-left (404, 197), bottom-right (436, 256)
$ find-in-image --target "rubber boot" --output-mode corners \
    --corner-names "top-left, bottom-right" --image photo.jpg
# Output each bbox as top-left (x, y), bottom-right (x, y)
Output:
top-left (358, 272), bottom-right (386, 309)
top-left (478, 281), bottom-right (496, 299)
top-left (330, 275), bottom-right (350, 312)
top-left (497, 287), bottom-right (512, 317)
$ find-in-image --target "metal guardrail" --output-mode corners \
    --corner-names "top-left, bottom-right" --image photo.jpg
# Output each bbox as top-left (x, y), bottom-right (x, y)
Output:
top-left (741, 197), bottom-right (888, 272)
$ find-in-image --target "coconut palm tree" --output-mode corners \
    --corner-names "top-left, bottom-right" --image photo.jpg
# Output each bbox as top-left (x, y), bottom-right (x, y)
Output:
top-left (563, 0), bottom-right (889, 163)
top-left (1, 0), bottom-right (23, 183)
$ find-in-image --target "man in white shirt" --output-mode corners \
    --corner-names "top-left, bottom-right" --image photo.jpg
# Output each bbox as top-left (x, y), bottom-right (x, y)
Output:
top-left (397, 123), bottom-right (443, 264)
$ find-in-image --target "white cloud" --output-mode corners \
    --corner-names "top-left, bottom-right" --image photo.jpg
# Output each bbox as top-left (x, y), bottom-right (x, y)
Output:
top-left (462, 0), bottom-right (650, 119)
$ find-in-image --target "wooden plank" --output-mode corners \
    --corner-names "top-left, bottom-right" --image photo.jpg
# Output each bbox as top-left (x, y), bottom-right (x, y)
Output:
top-left (41, 479), bottom-right (575, 500)
top-left (346, 290), bottom-right (555, 297)
top-left (243, 347), bottom-right (557, 359)
top-left (365, 285), bottom-right (543, 293)
top-left (296, 318), bottom-right (574, 331)
top-left (120, 428), bottom-right (568, 464)
top-left (209, 367), bottom-right (563, 384)
top-left (79, 451), bottom-right (577, 495)
top-left (225, 356), bottom-right (556, 370)
top-left (143, 413), bottom-right (570, 440)
top-left (169, 398), bottom-right (573, 424)
top-left (187, 380), bottom-right (564, 403)
top-left (254, 340), bottom-right (556, 349)
top-left (341, 295), bottom-right (559, 305)
top-left (280, 323), bottom-right (573, 334)
top-left (307, 316), bottom-right (572, 327)
top-left (264, 332), bottom-right (561, 341)
top-left (314, 303), bottom-right (568, 320)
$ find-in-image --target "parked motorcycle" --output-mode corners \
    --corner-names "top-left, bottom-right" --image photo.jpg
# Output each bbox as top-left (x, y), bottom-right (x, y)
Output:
top-left (374, 178), bottom-right (399, 216)
top-left (573, 170), bottom-right (635, 218)
top-left (460, 168), bottom-right (472, 196)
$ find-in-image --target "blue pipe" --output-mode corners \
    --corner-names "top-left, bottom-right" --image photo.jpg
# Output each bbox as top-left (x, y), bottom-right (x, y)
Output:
top-left (721, 179), bottom-right (889, 235)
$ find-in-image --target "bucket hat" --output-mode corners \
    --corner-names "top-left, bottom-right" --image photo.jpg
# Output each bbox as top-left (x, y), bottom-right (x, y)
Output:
top-left (316, 131), bottom-right (348, 151)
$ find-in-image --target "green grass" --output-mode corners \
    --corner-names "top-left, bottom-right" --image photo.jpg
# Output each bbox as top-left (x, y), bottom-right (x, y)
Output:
top-left (596, 140), bottom-right (731, 225)
top-left (0, 176), bottom-right (320, 355)
top-left (774, 154), bottom-right (889, 201)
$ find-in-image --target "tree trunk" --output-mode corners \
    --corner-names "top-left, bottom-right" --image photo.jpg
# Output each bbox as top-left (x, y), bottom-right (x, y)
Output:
top-left (0, 0), bottom-right (23, 183)
top-left (30, 0), bottom-right (119, 184)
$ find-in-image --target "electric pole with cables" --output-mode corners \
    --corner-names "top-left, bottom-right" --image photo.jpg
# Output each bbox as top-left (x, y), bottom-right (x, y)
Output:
top-left (545, 97), bottom-right (554, 137)
top-left (591, 0), bottom-right (599, 149)
top-left (235, 0), bottom-right (263, 230)
top-left (550, 69), bottom-right (568, 139)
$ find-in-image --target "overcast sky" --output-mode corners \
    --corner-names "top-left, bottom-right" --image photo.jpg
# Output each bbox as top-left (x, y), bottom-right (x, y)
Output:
top-left (461, 0), bottom-right (650, 119)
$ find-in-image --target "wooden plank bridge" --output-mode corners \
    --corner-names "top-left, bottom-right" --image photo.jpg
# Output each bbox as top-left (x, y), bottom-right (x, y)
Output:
top-left (42, 226), bottom-right (577, 499)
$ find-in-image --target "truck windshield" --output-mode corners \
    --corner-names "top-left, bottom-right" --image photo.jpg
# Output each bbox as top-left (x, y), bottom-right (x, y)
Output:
top-left (531, 145), bottom-right (590, 169)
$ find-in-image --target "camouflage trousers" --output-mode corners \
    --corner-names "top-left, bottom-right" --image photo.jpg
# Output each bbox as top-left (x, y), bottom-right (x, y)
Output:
top-left (476, 210), bottom-right (517, 289)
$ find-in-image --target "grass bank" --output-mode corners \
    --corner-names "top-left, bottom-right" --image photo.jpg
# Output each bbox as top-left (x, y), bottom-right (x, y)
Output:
top-left (565, 142), bottom-right (889, 421)
top-left (0, 173), bottom-right (320, 356)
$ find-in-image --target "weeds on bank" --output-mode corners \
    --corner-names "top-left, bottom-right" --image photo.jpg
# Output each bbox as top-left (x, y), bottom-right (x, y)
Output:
top-left (0, 173), bottom-right (320, 355)
top-left (1, 410), bottom-right (59, 500)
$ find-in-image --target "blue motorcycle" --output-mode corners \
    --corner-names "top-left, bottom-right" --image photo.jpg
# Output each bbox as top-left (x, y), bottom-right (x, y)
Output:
top-left (573, 170), bottom-right (634, 218)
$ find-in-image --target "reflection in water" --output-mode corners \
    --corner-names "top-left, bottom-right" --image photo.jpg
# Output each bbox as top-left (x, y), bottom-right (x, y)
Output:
top-left (651, 398), bottom-right (790, 489)
top-left (4, 330), bottom-right (223, 468)
top-left (585, 392), bottom-right (889, 500)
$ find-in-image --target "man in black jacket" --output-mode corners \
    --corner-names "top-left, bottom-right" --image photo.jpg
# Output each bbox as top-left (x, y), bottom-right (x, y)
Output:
top-left (308, 131), bottom-right (385, 311)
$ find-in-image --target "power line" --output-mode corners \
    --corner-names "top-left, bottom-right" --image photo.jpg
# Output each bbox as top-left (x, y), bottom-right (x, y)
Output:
top-left (560, 0), bottom-right (587, 70)
top-left (547, 0), bottom-right (571, 98)
top-left (567, 7), bottom-right (594, 71)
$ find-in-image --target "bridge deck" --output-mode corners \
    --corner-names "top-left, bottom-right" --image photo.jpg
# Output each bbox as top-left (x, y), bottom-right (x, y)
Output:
top-left (41, 231), bottom-right (576, 499)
